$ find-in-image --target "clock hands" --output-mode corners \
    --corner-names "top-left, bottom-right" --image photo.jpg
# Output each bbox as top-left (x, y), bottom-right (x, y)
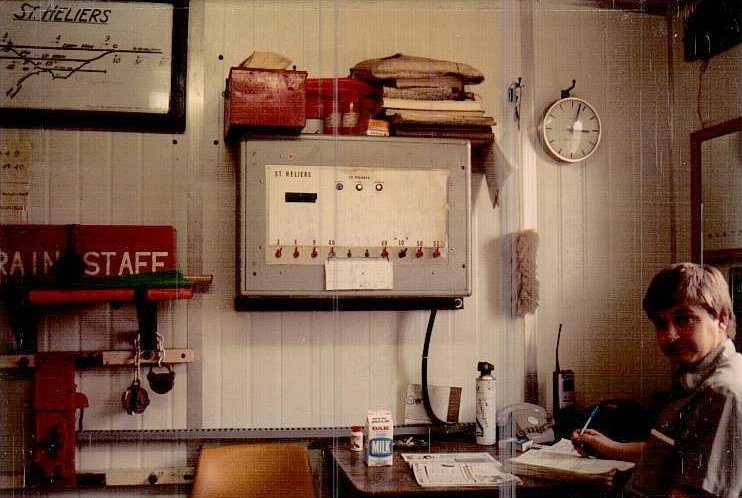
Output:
top-left (566, 124), bottom-right (594, 133)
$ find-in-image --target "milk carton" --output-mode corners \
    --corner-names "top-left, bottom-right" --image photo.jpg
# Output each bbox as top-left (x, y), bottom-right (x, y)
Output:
top-left (366, 409), bottom-right (393, 466)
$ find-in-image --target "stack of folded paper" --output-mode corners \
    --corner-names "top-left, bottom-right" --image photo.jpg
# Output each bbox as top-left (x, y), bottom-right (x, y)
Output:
top-left (402, 452), bottom-right (521, 488)
top-left (351, 53), bottom-right (495, 145)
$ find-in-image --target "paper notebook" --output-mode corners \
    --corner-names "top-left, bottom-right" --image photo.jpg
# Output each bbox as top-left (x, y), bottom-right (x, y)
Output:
top-left (508, 439), bottom-right (635, 486)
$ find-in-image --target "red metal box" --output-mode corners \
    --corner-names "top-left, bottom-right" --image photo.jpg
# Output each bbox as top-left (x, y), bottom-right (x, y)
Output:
top-left (225, 68), bottom-right (308, 139)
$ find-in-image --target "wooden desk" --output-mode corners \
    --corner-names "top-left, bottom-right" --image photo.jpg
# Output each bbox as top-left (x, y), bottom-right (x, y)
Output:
top-left (328, 439), bottom-right (616, 497)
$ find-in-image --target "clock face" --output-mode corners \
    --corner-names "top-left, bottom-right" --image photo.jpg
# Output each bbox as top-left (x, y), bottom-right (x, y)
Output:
top-left (541, 97), bottom-right (602, 163)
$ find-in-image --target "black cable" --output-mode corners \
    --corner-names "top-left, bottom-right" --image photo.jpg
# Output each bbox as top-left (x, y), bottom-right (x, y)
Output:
top-left (421, 309), bottom-right (455, 426)
top-left (555, 323), bottom-right (563, 373)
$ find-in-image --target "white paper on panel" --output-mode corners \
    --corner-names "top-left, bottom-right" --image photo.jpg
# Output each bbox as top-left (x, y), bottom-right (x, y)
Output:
top-left (325, 258), bottom-right (393, 290)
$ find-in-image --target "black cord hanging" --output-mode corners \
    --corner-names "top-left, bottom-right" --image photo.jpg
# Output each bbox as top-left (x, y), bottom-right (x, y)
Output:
top-left (421, 309), bottom-right (455, 426)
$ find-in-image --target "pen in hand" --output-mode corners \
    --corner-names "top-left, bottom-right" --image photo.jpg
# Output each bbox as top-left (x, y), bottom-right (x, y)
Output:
top-left (579, 405), bottom-right (599, 437)
top-left (575, 405), bottom-right (599, 453)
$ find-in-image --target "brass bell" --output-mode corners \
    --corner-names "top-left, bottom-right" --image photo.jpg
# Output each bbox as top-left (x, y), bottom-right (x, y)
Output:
top-left (122, 379), bottom-right (150, 415)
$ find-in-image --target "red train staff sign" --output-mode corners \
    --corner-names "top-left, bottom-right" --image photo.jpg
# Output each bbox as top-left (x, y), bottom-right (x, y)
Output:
top-left (0, 225), bottom-right (177, 286)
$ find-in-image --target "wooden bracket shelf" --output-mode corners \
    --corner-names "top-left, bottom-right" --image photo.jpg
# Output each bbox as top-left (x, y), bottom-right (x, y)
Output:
top-left (9, 271), bottom-right (212, 354)
top-left (76, 467), bottom-right (194, 488)
top-left (27, 287), bottom-right (194, 305)
top-left (0, 349), bottom-right (195, 371)
top-left (22, 272), bottom-right (213, 306)
top-left (1, 467), bottom-right (194, 491)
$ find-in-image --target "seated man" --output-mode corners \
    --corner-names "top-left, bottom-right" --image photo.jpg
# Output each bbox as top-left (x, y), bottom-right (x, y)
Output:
top-left (572, 263), bottom-right (741, 498)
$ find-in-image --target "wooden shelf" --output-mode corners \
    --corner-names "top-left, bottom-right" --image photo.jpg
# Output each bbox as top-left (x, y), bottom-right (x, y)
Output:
top-left (0, 349), bottom-right (195, 370)
top-left (77, 467), bottom-right (194, 487)
top-left (20, 270), bottom-right (206, 306)
top-left (28, 287), bottom-right (193, 305)
top-left (9, 271), bottom-right (212, 354)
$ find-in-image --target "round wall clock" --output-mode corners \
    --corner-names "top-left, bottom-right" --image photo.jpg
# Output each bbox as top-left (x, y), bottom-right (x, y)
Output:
top-left (541, 97), bottom-right (602, 163)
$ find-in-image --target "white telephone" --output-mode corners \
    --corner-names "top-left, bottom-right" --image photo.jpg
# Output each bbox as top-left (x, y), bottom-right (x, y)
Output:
top-left (496, 402), bottom-right (555, 444)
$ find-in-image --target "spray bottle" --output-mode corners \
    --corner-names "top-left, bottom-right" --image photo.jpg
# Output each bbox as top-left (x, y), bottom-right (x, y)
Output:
top-left (475, 361), bottom-right (496, 445)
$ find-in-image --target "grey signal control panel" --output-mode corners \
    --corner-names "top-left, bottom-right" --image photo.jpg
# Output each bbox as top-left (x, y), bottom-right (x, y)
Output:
top-left (237, 136), bottom-right (471, 310)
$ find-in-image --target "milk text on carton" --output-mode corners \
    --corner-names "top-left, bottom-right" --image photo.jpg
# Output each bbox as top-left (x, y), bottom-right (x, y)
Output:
top-left (366, 410), bottom-right (393, 466)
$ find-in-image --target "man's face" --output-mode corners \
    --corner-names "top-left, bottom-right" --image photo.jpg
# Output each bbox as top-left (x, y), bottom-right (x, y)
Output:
top-left (651, 303), bottom-right (729, 367)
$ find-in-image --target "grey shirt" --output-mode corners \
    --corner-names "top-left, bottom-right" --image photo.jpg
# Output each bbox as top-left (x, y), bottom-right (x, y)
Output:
top-left (628, 339), bottom-right (742, 498)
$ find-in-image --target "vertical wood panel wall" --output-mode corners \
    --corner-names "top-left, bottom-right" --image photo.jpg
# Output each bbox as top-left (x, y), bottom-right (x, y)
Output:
top-left (2, 0), bottom-right (738, 494)
top-left (532, 4), bottom-right (673, 408)
top-left (193, 0), bottom-right (521, 435)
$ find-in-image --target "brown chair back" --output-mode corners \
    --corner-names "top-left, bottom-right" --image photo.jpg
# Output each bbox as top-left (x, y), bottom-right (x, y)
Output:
top-left (191, 443), bottom-right (317, 498)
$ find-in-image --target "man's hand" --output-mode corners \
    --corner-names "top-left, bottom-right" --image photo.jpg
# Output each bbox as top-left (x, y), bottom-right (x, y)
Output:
top-left (571, 428), bottom-right (614, 457)
top-left (570, 429), bottom-right (644, 462)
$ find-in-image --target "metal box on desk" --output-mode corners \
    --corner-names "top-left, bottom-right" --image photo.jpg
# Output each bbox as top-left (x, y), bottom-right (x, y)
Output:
top-left (224, 67), bottom-right (307, 140)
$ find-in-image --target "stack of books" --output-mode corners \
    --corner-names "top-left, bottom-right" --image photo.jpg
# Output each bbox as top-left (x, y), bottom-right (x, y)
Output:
top-left (380, 83), bottom-right (494, 145)
top-left (349, 54), bottom-right (493, 144)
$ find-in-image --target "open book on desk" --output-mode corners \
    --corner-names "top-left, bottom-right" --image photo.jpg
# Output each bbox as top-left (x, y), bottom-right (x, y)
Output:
top-left (401, 452), bottom-right (522, 488)
top-left (509, 439), bottom-right (635, 486)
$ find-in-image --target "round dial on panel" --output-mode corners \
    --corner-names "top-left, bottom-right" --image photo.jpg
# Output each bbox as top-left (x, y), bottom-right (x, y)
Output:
top-left (541, 97), bottom-right (602, 163)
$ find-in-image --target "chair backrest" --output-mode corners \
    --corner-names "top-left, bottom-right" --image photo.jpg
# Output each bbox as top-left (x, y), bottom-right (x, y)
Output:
top-left (190, 443), bottom-right (317, 498)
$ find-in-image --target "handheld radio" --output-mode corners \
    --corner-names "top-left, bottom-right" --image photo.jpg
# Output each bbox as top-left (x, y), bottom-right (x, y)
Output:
top-left (552, 323), bottom-right (575, 437)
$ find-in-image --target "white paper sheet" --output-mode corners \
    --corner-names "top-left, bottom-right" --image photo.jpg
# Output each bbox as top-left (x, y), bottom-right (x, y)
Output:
top-left (325, 258), bottom-right (393, 290)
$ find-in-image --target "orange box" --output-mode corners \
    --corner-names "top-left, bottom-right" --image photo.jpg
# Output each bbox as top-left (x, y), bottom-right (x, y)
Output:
top-left (225, 68), bottom-right (307, 140)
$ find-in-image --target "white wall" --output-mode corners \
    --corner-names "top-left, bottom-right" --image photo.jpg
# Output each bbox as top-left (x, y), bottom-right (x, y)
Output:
top-left (188, 0), bottom-right (527, 434)
top-left (530, 2), bottom-right (674, 410)
top-left (1, 0), bottom-right (738, 494)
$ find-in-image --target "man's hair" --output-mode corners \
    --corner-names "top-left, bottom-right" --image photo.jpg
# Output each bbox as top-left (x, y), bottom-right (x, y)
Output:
top-left (642, 263), bottom-right (736, 338)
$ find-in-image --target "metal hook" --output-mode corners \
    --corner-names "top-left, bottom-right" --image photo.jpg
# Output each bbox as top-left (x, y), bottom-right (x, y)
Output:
top-left (156, 333), bottom-right (165, 366)
top-left (561, 79), bottom-right (576, 98)
top-left (508, 77), bottom-right (523, 130)
top-left (508, 77), bottom-right (523, 103)
top-left (133, 335), bottom-right (142, 383)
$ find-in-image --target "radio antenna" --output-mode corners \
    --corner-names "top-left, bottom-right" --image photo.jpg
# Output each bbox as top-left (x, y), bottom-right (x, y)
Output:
top-left (555, 323), bottom-right (563, 372)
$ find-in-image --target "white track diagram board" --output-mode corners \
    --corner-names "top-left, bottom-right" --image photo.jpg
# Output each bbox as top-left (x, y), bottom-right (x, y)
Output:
top-left (1, 1), bottom-right (176, 113)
